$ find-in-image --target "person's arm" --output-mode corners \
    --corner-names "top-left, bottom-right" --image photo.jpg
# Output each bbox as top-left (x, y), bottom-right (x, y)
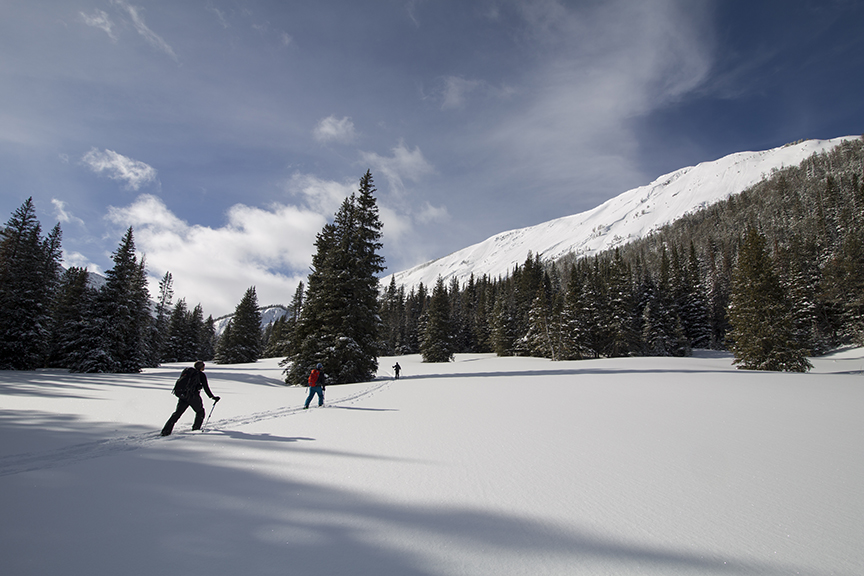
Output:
top-left (199, 372), bottom-right (218, 400)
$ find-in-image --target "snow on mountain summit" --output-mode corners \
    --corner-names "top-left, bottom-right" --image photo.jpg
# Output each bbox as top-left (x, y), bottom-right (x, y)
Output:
top-left (384, 137), bottom-right (856, 290)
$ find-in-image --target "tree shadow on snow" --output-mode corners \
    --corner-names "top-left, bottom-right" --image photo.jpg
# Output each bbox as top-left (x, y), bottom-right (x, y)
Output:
top-left (326, 405), bottom-right (398, 412)
top-left (394, 365), bottom-right (737, 382)
top-left (0, 425), bottom-right (821, 576)
top-left (208, 429), bottom-right (315, 443)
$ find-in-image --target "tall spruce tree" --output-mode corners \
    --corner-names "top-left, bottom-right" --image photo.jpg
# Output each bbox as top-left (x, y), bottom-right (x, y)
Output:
top-left (163, 298), bottom-right (190, 363)
top-left (525, 285), bottom-right (557, 359)
top-left (421, 276), bottom-right (454, 362)
top-left (148, 271), bottom-right (173, 366)
top-left (67, 228), bottom-right (151, 372)
top-left (284, 170), bottom-right (384, 384)
top-left (104, 229), bottom-right (152, 372)
top-left (727, 227), bottom-right (812, 372)
top-left (0, 199), bottom-right (62, 369)
top-left (47, 267), bottom-right (94, 368)
top-left (199, 315), bottom-right (217, 361)
top-left (216, 286), bottom-right (262, 364)
top-left (821, 229), bottom-right (864, 345)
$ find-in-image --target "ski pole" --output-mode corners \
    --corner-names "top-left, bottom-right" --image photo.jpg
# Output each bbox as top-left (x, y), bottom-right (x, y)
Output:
top-left (200, 397), bottom-right (220, 432)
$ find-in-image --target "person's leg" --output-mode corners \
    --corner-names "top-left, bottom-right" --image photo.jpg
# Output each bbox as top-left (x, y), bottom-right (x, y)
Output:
top-left (316, 387), bottom-right (324, 406)
top-left (161, 399), bottom-right (190, 435)
top-left (190, 394), bottom-right (206, 430)
top-left (305, 386), bottom-right (316, 408)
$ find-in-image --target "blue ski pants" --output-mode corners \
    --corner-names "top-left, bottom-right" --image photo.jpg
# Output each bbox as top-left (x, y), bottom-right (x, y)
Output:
top-left (305, 385), bottom-right (324, 408)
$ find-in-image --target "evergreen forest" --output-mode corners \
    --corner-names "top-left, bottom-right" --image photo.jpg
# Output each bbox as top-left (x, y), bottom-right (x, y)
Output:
top-left (378, 139), bottom-right (864, 371)
top-left (2, 141), bottom-right (862, 375)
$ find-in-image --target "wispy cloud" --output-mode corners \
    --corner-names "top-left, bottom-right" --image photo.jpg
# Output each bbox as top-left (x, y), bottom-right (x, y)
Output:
top-left (82, 148), bottom-right (157, 191)
top-left (63, 251), bottom-right (103, 275)
top-left (313, 116), bottom-right (356, 144)
top-left (111, 0), bottom-right (179, 62)
top-left (51, 198), bottom-right (85, 227)
top-left (207, 3), bottom-right (229, 29)
top-left (360, 140), bottom-right (435, 194)
top-left (441, 76), bottom-right (483, 110)
top-left (286, 173), bottom-right (356, 215)
top-left (485, 0), bottom-right (712, 200)
top-left (106, 194), bottom-right (324, 315)
top-left (440, 76), bottom-right (514, 110)
top-left (80, 9), bottom-right (117, 41)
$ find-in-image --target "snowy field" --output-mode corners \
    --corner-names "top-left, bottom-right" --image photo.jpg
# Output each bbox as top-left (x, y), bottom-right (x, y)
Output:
top-left (2, 350), bottom-right (863, 576)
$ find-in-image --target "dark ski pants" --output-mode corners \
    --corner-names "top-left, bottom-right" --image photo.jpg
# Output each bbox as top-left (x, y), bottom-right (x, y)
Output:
top-left (162, 393), bottom-right (205, 435)
top-left (305, 385), bottom-right (324, 408)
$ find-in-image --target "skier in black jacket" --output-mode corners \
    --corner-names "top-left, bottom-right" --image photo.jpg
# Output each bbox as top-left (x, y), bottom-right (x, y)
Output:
top-left (161, 361), bottom-right (220, 436)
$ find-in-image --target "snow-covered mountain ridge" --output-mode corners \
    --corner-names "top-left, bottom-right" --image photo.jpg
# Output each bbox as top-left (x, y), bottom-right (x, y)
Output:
top-left (213, 304), bottom-right (288, 336)
top-left (384, 137), bottom-right (857, 290)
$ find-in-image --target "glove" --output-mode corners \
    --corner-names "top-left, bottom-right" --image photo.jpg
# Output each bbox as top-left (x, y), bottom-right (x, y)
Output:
top-left (212, 396), bottom-right (221, 403)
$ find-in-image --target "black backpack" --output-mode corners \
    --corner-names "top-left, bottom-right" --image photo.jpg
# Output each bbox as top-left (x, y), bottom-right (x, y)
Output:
top-left (172, 367), bottom-right (200, 399)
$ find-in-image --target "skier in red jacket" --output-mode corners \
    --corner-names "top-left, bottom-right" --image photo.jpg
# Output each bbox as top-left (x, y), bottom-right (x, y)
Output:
top-left (304, 363), bottom-right (327, 409)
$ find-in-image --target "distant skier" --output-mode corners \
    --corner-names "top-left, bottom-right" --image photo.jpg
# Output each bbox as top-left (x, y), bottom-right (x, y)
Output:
top-left (304, 363), bottom-right (327, 409)
top-left (392, 362), bottom-right (401, 380)
top-left (161, 361), bottom-right (220, 436)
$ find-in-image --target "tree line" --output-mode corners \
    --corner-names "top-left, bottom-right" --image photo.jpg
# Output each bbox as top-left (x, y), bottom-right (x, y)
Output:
top-left (377, 138), bottom-right (864, 371)
top-left (3, 140), bottom-right (862, 375)
top-left (0, 170), bottom-right (384, 381)
top-left (0, 198), bottom-right (273, 372)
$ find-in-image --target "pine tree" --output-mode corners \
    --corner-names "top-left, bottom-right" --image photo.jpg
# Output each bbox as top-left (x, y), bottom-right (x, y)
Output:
top-left (70, 228), bottom-right (151, 373)
top-left (421, 276), bottom-right (454, 362)
top-left (148, 271), bottom-right (173, 366)
top-left (189, 304), bottom-right (206, 359)
top-left (47, 267), bottom-right (95, 368)
top-left (216, 286), bottom-right (262, 364)
top-left (263, 315), bottom-right (289, 358)
top-left (605, 249), bottom-right (639, 357)
top-left (679, 243), bottom-right (712, 349)
top-left (560, 263), bottom-right (593, 359)
top-left (403, 283), bottom-right (427, 354)
top-left (285, 171), bottom-right (385, 384)
top-left (163, 298), bottom-right (190, 363)
top-left (378, 276), bottom-right (405, 355)
top-left (727, 227), bottom-right (811, 372)
top-left (525, 285), bottom-right (557, 359)
top-left (0, 199), bottom-right (62, 369)
top-left (490, 289), bottom-right (516, 356)
top-left (821, 229), bottom-right (864, 345)
top-left (199, 315), bottom-right (217, 361)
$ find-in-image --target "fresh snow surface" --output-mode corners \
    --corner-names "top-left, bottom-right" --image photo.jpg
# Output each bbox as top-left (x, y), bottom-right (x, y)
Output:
top-left (384, 137), bottom-right (858, 290)
top-left (2, 351), bottom-right (863, 576)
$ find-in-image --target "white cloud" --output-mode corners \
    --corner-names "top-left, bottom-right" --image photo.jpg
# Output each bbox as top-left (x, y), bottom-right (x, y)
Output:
top-left (439, 76), bottom-right (514, 110)
top-left (111, 0), bottom-right (179, 62)
top-left (486, 0), bottom-right (712, 199)
top-left (62, 251), bottom-right (103, 275)
top-left (360, 140), bottom-right (435, 194)
top-left (286, 173), bottom-right (356, 215)
top-left (312, 116), bottom-right (357, 144)
top-left (82, 148), bottom-right (158, 191)
top-left (106, 194), bottom-right (325, 316)
top-left (51, 198), bottom-right (85, 227)
top-left (441, 76), bottom-right (482, 109)
top-left (207, 4), bottom-right (229, 29)
top-left (80, 9), bottom-right (117, 41)
top-left (415, 201), bottom-right (449, 224)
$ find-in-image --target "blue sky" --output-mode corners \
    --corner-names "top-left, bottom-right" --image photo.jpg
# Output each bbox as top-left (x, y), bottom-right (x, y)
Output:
top-left (1, 0), bottom-right (862, 316)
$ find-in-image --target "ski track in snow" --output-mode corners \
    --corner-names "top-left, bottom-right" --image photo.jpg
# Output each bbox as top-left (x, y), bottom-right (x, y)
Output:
top-left (0, 378), bottom-right (392, 478)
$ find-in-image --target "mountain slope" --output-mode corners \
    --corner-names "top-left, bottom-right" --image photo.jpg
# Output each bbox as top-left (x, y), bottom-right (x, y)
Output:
top-left (384, 137), bottom-right (856, 289)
